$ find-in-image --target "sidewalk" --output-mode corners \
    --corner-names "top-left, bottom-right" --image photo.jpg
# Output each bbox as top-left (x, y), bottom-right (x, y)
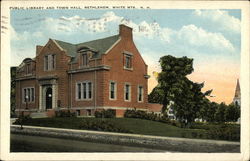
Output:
top-left (11, 125), bottom-right (240, 152)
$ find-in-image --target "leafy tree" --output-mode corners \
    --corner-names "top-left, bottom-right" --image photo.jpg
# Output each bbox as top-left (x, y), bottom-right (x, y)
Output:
top-left (214, 102), bottom-right (227, 122)
top-left (148, 85), bottom-right (164, 104)
top-left (171, 79), bottom-right (212, 126)
top-left (150, 55), bottom-right (212, 126)
top-left (198, 101), bottom-right (219, 122)
top-left (225, 103), bottom-right (240, 122)
top-left (157, 55), bottom-right (194, 112)
top-left (206, 102), bottom-right (219, 122)
top-left (11, 67), bottom-right (17, 117)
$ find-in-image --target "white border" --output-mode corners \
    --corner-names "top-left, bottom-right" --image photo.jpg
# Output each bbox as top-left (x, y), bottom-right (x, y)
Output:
top-left (1, 1), bottom-right (249, 161)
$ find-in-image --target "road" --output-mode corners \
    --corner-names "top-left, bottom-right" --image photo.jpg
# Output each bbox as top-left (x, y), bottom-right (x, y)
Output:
top-left (11, 134), bottom-right (165, 152)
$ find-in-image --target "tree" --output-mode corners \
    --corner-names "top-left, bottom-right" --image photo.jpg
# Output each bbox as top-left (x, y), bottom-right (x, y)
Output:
top-left (171, 79), bottom-right (212, 126)
top-left (11, 67), bottom-right (17, 117)
top-left (157, 55), bottom-right (194, 112)
top-left (150, 55), bottom-right (212, 126)
top-left (148, 85), bottom-right (164, 104)
top-left (225, 103), bottom-right (240, 122)
top-left (214, 102), bottom-right (227, 122)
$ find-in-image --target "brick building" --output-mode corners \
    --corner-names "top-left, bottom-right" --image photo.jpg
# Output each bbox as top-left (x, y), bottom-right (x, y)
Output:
top-left (15, 24), bottom-right (150, 117)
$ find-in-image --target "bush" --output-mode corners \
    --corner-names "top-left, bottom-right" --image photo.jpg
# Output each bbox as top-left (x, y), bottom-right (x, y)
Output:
top-left (55, 110), bottom-right (76, 117)
top-left (205, 125), bottom-right (240, 141)
top-left (124, 109), bottom-right (158, 121)
top-left (79, 119), bottom-right (132, 133)
top-left (94, 109), bottom-right (116, 118)
top-left (124, 109), bottom-right (183, 127)
top-left (14, 115), bottom-right (32, 124)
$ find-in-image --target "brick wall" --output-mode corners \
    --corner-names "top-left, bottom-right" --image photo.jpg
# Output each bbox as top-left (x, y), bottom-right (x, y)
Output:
top-left (101, 25), bottom-right (148, 110)
top-left (35, 39), bottom-right (71, 108)
top-left (16, 79), bottom-right (39, 110)
top-left (15, 25), bottom-right (149, 116)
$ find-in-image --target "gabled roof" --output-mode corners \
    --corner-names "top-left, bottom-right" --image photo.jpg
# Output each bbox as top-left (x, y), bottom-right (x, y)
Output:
top-left (53, 35), bottom-right (120, 62)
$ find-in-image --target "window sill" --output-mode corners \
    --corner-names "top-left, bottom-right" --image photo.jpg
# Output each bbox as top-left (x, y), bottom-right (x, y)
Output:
top-left (22, 101), bottom-right (35, 104)
top-left (79, 65), bottom-right (89, 69)
top-left (44, 69), bottom-right (55, 71)
top-left (76, 99), bottom-right (93, 101)
top-left (123, 67), bottom-right (133, 71)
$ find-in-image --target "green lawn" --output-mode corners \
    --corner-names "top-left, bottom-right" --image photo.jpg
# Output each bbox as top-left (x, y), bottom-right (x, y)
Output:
top-left (15, 117), bottom-right (208, 139)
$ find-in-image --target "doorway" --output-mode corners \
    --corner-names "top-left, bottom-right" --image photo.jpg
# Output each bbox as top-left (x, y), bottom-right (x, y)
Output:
top-left (46, 87), bottom-right (52, 109)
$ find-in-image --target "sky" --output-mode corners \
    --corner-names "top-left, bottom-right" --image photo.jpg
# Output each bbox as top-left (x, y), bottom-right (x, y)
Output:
top-left (10, 9), bottom-right (241, 104)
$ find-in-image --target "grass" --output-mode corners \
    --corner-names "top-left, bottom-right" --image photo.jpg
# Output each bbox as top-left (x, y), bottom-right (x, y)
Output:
top-left (14, 117), bottom-right (208, 139)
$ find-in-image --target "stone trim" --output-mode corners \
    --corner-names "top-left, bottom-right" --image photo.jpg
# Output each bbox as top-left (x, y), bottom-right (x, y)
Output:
top-left (16, 75), bottom-right (36, 81)
top-left (70, 106), bottom-right (148, 111)
top-left (68, 65), bottom-right (110, 74)
top-left (104, 37), bottom-right (121, 54)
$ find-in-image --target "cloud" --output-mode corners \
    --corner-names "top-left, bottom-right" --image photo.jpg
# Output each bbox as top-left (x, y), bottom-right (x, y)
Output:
top-left (11, 11), bottom-right (237, 67)
top-left (175, 24), bottom-right (235, 53)
top-left (193, 9), bottom-right (240, 34)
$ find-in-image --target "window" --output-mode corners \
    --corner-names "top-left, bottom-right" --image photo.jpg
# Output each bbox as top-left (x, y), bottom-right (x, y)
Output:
top-left (82, 53), bottom-right (89, 66)
top-left (76, 81), bottom-right (92, 100)
top-left (88, 82), bottom-right (92, 99)
top-left (124, 84), bottom-right (131, 101)
top-left (26, 63), bottom-right (31, 74)
top-left (87, 109), bottom-right (92, 116)
top-left (52, 54), bottom-right (55, 69)
top-left (44, 56), bottom-right (48, 70)
top-left (138, 86), bottom-right (143, 102)
top-left (31, 88), bottom-right (34, 101)
top-left (125, 55), bottom-right (132, 69)
top-left (44, 54), bottom-right (56, 71)
top-left (109, 81), bottom-right (117, 100)
top-left (77, 83), bottom-right (81, 99)
top-left (83, 83), bottom-right (87, 99)
top-left (23, 87), bottom-right (35, 103)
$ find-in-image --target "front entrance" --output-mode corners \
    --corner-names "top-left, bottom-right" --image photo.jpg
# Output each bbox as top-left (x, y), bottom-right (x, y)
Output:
top-left (46, 87), bottom-right (52, 109)
top-left (39, 78), bottom-right (58, 111)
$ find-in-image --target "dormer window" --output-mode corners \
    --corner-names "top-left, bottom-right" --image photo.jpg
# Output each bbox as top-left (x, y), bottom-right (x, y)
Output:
top-left (44, 54), bottom-right (56, 71)
top-left (123, 51), bottom-right (133, 70)
top-left (82, 53), bottom-right (89, 66)
top-left (26, 63), bottom-right (31, 75)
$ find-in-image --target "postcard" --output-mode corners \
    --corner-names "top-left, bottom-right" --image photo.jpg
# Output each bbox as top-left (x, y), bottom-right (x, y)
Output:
top-left (1, 0), bottom-right (249, 161)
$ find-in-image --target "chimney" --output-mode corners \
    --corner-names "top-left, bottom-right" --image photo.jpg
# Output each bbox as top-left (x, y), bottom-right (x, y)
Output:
top-left (36, 45), bottom-right (43, 55)
top-left (119, 24), bottom-right (133, 40)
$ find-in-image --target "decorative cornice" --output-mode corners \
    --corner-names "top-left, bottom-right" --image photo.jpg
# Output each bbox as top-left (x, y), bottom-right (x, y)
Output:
top-left (68, 65), bottom-right (111, 74)
top-left (37, 75), bottom-right (58, 81)
top-left (16, 75), bottom-right (36, 81)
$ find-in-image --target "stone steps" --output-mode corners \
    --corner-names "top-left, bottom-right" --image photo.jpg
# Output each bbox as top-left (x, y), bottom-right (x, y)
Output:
top-left (30, 112), bottom-right (48, 118)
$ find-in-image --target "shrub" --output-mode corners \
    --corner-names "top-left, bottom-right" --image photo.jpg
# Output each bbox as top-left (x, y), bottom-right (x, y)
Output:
top-left (55, 110), bottom-right (76, 117)
top-left (205, 125), bottom-right (240, 141)
top-left (124, 109), bottom-right (158, 121)
top-left (191, 132), bottom-right (198, 138)
top-left (79, 119), bottom-right (132, 133)
top-left (14, 115), bottom-right (32, 124)
top-left (124, 109), bottom-right (183, 127)
top-left (94, 109), bottom-right (116, 118)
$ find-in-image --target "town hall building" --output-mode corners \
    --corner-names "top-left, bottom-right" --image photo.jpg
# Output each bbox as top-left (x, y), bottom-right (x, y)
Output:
top-left (15, 24), bottom-right (150, 117)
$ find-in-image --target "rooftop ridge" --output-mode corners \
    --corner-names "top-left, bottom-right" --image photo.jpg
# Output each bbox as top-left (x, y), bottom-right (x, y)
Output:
top-left (53, 34), bottom-right (119, 46)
